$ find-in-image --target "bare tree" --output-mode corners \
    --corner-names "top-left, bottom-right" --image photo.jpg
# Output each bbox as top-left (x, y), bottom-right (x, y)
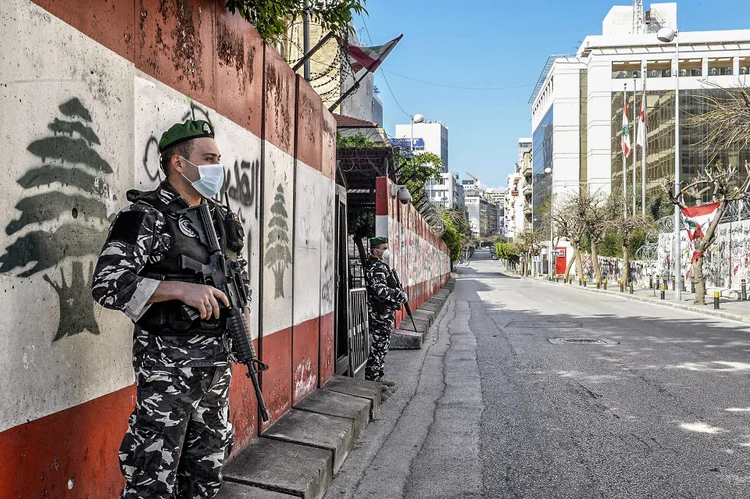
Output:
top-left (552, 194), bottom-right (587, 283)
top-left (662, 162), bottom-right (750, 304)
top-left (517, 229), bottom-right (544, 278)
top-left (581, 190), bottom-right (618, 284)
top-left (687, 85), bottom-right (750, 162)
top-left (617, 215), bottom-right (649, 286)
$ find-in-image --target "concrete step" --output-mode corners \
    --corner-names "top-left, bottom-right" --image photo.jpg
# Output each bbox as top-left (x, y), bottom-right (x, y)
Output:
top-left (413, 309), bottom-right (435, 324)
top-left (217, 481), bottom-right (297, 498)
top-left (293, 389), bottom-right (372, 443)
top-left (263, 409), bottom-right (355, 473)
top-left (321, 375), bottom-right (383, 419)
top-left (397, 316), bottom-right (430, 333)
top-left (390, 329), bottom-right (424, 349)
top-left (218, 377), bottom-right (380, 499)
top-left (221, 437), bottom-right (332, 499)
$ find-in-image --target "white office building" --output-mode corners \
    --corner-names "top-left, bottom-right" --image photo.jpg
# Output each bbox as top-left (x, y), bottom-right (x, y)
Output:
top-left (426, 172), bottom-right (462, 209)
top-left (394, 121), bottom-right (449, 172)
top-left (530, 1), bottom-right (750, 269)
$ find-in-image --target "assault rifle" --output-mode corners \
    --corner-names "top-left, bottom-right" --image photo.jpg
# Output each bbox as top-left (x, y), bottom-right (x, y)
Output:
top-left (178, 202), bottom-right (270, 422)
top-left (390, 269), bottom-right (417, 332)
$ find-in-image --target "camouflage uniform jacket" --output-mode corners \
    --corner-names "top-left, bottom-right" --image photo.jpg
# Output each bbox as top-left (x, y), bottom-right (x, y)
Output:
top-left (92, 180), bottom-right (250, 369)
top-left (365, 255), bottom-right (406, 314)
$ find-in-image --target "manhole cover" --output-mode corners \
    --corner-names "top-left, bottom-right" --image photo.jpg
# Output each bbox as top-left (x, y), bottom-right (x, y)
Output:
top-left (506, 321), bottom-right (583, 329)
top-left (548, 338), bottom-right (619, 345)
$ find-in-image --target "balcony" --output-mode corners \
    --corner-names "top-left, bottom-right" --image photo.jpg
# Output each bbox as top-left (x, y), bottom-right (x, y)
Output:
top-left (523, 205), bottom-right (532, 216)
top-left (523, 184), bottom-right (532, 197)
top-left (521, 161), bottom-right (532, 176)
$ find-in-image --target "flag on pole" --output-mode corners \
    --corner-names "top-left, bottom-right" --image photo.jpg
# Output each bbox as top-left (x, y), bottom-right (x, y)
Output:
top-left (348, 34), bottom-right (403, 74)
top-left (681, 202), bottom-right (721, 262)
top-left (621, 102), bottom-right (632, 158)
top-left (636, 87), bottom-right (646, 147)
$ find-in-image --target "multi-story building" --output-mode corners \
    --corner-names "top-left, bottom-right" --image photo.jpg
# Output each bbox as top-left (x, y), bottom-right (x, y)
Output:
top-left (394, 121), bottom-right (449, 172)
top-left (530, 1), bottom-right (750, 264)
top-left (486, 188), bottom-right (507, 235)
top-left (504, 167), bottom-right (528, 240)
top-left (426, 172), bottom-right (462, 209)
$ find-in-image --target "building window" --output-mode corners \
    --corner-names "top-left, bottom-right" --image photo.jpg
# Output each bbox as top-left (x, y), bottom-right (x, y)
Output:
top-left (647, 61), bottom-right (672, 78)
top-left (679, 59), bottom-right (702, 77)
top-left (612, 62), bottom-right (642, 80)
top-left (708, 58), bottom-right (733, 76)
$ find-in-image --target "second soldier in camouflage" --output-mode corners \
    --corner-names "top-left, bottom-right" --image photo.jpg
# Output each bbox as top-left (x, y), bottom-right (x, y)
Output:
top-left (364, 236), bottom-right (407, 385)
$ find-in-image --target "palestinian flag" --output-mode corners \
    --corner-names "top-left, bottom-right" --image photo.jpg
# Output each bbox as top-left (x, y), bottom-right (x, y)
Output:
top-left (348, 34), bottom-right (403, 74)
top-left (681, 202), bottom-right (720, 262)
top-left (621, 102), bottom-right (631, 158)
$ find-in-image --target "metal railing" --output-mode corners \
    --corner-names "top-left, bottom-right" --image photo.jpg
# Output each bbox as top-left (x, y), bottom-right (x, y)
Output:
top-left (347, 288), bottom-right (370, 376)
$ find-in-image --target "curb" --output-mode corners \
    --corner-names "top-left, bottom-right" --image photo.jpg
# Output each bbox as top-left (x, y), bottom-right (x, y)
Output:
top-left (533, 277), bottom-right (750, 325)
top-left (391, 278), bottom-right (455, 350)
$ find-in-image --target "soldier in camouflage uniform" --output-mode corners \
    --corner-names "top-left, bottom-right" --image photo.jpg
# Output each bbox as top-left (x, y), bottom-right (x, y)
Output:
top-left (364, 236), bottom-right (407, 384)
top-left (92, 120), bottom-right (248, 499)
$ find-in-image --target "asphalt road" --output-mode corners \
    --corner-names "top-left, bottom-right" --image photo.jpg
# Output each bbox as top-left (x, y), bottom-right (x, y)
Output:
top-left (324, 249), bottom-right (750, 499)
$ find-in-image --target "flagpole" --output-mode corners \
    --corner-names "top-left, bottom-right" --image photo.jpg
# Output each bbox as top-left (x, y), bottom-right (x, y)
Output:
top-left (633, 75), bottom-right (637, 217)
top-left (641, 71), bottom-right (647, 217)
top-left (623, 83), bottom-right (627, 218)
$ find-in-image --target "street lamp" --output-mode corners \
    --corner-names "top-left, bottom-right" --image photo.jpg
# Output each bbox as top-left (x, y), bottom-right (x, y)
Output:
top-left (657, 26), bottom-right (682, 301)
top-left (544, 166), bottom-right (553, 276)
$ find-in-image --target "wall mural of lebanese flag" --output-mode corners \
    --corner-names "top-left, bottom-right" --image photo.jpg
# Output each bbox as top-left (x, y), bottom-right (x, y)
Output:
top-left (681, 202), bottom-right (720, 262)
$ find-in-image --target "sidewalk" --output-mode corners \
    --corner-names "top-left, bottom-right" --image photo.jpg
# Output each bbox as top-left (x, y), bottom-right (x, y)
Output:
top-left (216, 278), bottom-right (456, 499)
top-left (524, 273), bottom-right (750, 325)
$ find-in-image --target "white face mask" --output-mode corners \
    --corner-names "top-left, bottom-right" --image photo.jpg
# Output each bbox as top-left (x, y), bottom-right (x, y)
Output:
top-left (381, 249), bottom-right (391, 261)
top-left (180, 157), bottom-right (225, 199)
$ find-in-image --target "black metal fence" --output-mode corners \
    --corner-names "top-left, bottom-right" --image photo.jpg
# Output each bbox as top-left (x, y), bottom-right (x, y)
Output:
top-left (347, 288), bottom-right (369, 376)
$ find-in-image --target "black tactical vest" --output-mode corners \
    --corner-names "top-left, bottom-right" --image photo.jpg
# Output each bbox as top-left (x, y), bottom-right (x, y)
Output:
top-left (128, 187), bottom-right (227, 336)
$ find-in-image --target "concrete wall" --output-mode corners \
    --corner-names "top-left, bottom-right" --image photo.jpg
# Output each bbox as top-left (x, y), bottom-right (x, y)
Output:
top-left (658, 219), bottom-right (750, 289)
top-left (374, 178), bottom-right (451, 325)
top-left (0, 0), bottom-right (336, 496)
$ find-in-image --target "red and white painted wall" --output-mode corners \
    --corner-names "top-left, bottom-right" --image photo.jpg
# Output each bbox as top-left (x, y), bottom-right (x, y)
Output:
top-left (0, 0), bottom-right (336, 496)
top-left (375, 177), bottom-right (452, 326)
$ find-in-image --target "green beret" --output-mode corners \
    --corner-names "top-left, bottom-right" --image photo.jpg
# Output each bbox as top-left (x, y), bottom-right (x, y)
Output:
top-left (370, 236), bottom-right (388, 247)
top-left (158, 120), bottom-right (214, 152)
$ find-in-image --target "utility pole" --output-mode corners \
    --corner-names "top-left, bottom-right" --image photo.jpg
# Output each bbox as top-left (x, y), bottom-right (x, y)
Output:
top-left (303, 0), bottom-right (311, 81)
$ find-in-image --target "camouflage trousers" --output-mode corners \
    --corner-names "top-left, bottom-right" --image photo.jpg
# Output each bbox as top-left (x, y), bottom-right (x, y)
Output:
top-left (365, 311), bottom-right (396, 381)
top-left (120, 364), bottom-right (234, 499)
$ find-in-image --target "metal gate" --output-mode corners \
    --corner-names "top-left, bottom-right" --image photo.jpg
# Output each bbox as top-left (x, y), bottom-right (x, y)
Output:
top-left (347, 288), bottom-right (369, 376)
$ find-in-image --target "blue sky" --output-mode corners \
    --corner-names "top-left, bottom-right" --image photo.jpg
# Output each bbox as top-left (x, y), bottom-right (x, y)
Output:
top-left (354, 0), bottom-right (750, 189)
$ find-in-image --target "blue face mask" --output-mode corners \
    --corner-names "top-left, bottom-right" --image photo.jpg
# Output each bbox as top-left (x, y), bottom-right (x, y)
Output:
top-left (180, 157), bottom-right (225, 199)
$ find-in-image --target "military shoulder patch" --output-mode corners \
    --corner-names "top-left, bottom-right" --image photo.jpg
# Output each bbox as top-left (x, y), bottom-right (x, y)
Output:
top-left (109, 211), bottom-right (146, 246)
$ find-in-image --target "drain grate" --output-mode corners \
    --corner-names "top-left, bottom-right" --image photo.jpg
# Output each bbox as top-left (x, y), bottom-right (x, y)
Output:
top-left (548, 338), bottom-right (619, 345)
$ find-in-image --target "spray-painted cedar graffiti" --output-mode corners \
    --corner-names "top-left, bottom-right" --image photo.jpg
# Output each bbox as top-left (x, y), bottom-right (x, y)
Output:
top-left (265, 184), bottom-right (292, 298)
top-left (0, 97), bottom-right (111, 341)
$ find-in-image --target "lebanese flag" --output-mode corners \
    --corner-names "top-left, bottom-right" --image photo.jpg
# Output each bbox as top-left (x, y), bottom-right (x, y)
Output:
top-left (636, 87), bottom-right (646, 147)
top-left (621, 102), bottom-right (631, 158)
top-left (348, 34), bottom-right (403, 74)
top-left (681, 202), bottom-right (720, 262)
